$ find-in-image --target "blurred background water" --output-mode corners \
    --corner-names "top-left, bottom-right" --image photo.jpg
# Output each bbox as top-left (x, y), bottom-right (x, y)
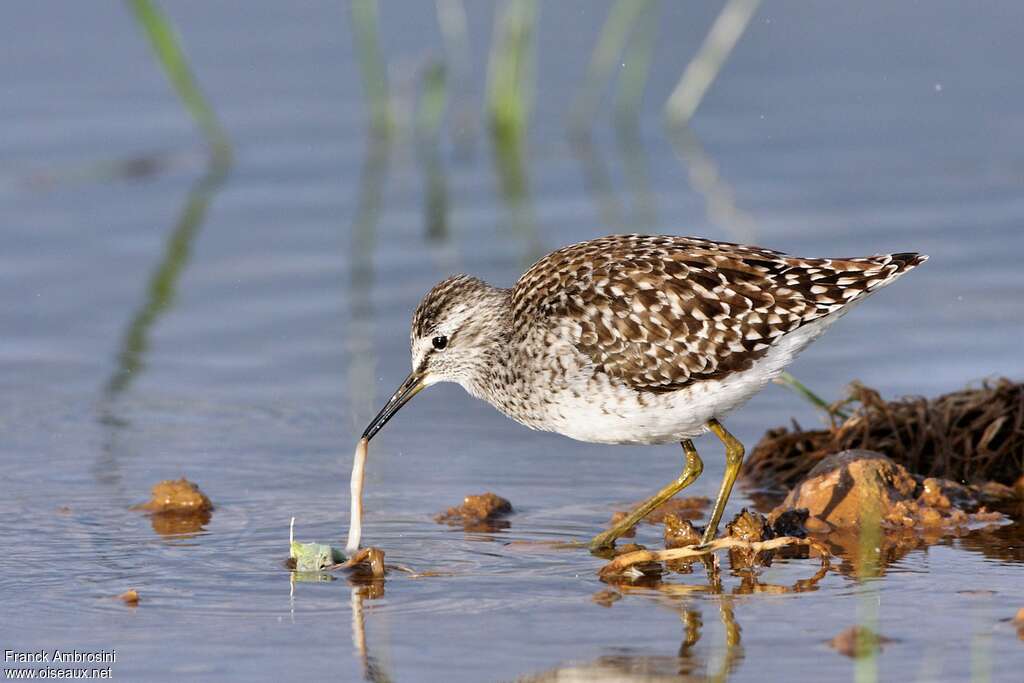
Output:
top-left (1, 1), bottom-right (1022, 681)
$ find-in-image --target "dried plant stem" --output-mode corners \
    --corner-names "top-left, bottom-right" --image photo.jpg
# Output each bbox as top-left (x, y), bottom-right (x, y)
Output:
top-left (598, 535), bottom-right (830, 579)
top-left (664, 0), bottom-right (762, 127)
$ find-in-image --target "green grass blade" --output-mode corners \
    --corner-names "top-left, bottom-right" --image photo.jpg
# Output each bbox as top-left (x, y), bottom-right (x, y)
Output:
top-left (351, 0), bottom-right (394, 139)
top-left (128, 0), bottom-right (231, 164)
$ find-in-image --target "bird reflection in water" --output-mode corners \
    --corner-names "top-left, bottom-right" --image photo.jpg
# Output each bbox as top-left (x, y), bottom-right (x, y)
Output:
top-left (350, 578), bottom-right (391, 683)
top-left (523, 556), bottom-right (829, 682)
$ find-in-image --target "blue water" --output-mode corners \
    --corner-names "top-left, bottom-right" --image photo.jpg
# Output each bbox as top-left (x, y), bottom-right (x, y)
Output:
top-left (1, 1), bottom-right (1022, 681)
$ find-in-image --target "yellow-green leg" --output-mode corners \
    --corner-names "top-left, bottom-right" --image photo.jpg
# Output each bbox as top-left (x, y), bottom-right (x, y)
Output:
top-left (589, 439), bottom-right (704, 551)
top-left (700, 418), bottom-right (745, 545)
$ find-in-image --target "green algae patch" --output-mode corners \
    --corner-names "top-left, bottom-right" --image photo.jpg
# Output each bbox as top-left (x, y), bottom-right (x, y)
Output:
top-left (286, 518), bottom-right (386, 578)
top-left (287, 518), bottom-right (347, 573)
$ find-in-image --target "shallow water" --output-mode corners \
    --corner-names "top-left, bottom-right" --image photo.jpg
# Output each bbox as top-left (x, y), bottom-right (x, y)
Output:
top-left (2, 1), bottom-right (1023, 681)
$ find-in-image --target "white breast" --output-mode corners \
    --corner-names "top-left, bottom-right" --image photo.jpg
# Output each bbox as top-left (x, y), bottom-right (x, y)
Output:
top-left (535, 314), bottom-right (841, 445)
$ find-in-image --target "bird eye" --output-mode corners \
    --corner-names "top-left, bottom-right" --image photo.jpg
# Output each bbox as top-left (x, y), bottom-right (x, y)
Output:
top-left (432, 335), bottom-right (448, 350)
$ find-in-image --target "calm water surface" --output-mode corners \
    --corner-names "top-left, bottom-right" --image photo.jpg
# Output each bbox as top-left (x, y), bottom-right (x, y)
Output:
top-left (2, 1), bottom-right (1023, 681)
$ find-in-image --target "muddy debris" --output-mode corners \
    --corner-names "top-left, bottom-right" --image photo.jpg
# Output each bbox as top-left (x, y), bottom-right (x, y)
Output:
top-left (134, 478), bottom-right (213, 513)
top-left (746, 379), bottom-right (1024, 492)
top-left (770, 508), bottom-right (810, 538)
top-left (132, 478), bottom-right (213, 536)
top-left (599, 534), bottom-right (830, 582)
top-left (117, 589), bottom-right (140, 606)
top-left (769, 450), bottom-right (1010, 533)
top-left (435, 492), bottom-right (513, 531)
top-left (337, 547), bottom-right (387, 579)
top-left (725, 509), bottom-right (776, 570)
top-left (663, 514), bottom-right (702, 549)
top-left (591, 589), bottom-right (622, 607)
top-left (827, 626), bottom-right (894, 658)
top-left (604, 508), bottom-right (825, 580)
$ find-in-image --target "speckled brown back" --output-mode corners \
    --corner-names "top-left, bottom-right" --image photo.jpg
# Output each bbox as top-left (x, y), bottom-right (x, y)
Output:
top-left (510, 234), bottom-right (926, 392)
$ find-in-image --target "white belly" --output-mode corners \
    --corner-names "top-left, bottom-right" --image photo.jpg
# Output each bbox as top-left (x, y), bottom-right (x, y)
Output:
top-left (539, 315), bottom-right (840, 445)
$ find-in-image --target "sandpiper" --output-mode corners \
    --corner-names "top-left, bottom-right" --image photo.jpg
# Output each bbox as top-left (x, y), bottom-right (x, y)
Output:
top-left (361, 234), bottom-right (926, 550)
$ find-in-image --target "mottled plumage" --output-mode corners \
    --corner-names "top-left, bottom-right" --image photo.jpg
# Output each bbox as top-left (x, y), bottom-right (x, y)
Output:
top-left (511, 234), bottom-right (925, 393)
top-left (365, 234), bottom-right (926, 549)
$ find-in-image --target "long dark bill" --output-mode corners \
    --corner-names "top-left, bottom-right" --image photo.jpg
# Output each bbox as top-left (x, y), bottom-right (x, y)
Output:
top-left (361, 370), bottom-right (427, 441)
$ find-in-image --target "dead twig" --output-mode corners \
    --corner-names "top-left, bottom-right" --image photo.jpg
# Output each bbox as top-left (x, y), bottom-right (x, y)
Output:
top-left (599, 535), bottom-right (830, 579)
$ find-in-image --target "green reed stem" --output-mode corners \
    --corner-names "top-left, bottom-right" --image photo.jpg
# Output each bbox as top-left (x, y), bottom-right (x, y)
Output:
top-left (664, 0), bottom-right (761, 128)
top-left (351, 0), bottom-right (394, 139)
top-left (568, 0), bottom-right (654, 133)
top-left (486, 0), bottom-right (538, 144)
top-left (128, 0), bottom-right (231, 164)
top-left (614, 0), bottom-right (659, 129)
top-left (775, 372), bottom-right (845, 417)
top-left (415, 63), bottom-right (449, 241)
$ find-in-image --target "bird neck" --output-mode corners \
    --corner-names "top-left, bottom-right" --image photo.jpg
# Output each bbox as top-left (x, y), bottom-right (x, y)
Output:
top-left (459, 286), bottom-right (515, 404)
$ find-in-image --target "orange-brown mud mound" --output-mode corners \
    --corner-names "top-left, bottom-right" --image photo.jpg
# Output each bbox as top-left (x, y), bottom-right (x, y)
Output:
top-left (435, 492), bottom-right (513, 531)
top-left (746, 379), bottom-right (1024, 492)
top-left (132, 478), bottom-right (213, 535)
top-left (769, 450), bottom-right (1010, 534)
top-left (117, 589), bottom-right (140, 606)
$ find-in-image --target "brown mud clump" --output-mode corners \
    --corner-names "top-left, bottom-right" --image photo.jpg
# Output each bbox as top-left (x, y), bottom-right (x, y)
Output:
top-left (725, 509), bottom-right (775, 570)
top-left (338, 547), bottom-right (387, 579)
top-left (827, 626), bottom-right (894, 658)
top-left (769, 450), bottom-right (1009, 533)
top-left (435, 492), bottom-right (513, 531)
top-left (663, 514), bottom-right (702, 573)
top-left (599, 534), bottom-right (830, 582)
top-left (664, 514), bottom-right (702, 549)
top-left (117, 589), bottom-right (140, 606)
top-left (132, 478), bottom-right (213, 536)
top-left (745, 379), bottom-right (1024, 492)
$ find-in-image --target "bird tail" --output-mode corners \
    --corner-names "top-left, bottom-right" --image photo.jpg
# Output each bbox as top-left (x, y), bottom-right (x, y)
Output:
top-left (852, 251), bottom-right (928, 294)
top-left (789, 250), bottom-right (928, 317)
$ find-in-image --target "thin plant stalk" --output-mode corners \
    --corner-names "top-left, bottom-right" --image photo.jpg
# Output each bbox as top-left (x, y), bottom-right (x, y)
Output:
top-left (414, 63), bottom-right (450, 242)
top-left (614, 0), bottom-right (660, 129)
top-left (775, 372), bottom-right (851, 421)
top-left (348, 137), bottom-right (392, 426)
top-left (568, 0), bottom-right (655, 134)
top-left (351, 0), bottom-right (394, 139)
top-left (486, 0), bottom-right (542, 263)
top-left (486, 0), bottom-right (538, 144)
top-left (667, 124), bottom-right (758, 243)
top-left (435, 0), bottom-right (476, 153)
top-left (854, 495), bottom-right (882, 683)
top-left (615, 3), bottom-right (659, 227)
top-left (105, 166), bottom-right (229, 398)
top-left (664, 0), bottom-right (762, 128)
top-left (128, 0), bottom-right (231, 164)
top-left (569, 130), bottom-right (624, 230)
top-left (616, 122), bottom-right (657, 228)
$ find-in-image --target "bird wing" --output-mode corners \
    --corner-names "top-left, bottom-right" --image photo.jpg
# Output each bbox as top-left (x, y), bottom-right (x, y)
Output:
top-left (510, 234), bottom-right (922, 392)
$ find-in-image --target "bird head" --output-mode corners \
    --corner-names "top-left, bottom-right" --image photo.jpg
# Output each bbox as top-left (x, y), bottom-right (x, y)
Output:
top-left (361, 275), bottom-right (509, 441)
